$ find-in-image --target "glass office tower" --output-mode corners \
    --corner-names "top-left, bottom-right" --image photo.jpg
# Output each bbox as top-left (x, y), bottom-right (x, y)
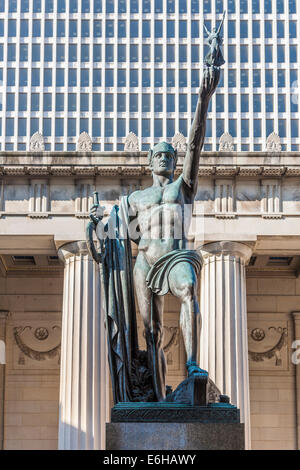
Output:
top-left (0, 0), bottom-right (299, 151)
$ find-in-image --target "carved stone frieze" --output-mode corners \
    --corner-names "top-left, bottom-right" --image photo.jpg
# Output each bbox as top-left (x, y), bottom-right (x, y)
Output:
top-left (247, 316), bottom-right (289, 370)
top-left (266, 132), bottom-right (282, 153)
top-left (172, 132), bottom-right (187, 152)
top-left (27, 166), bottom-right (49, 176)
top-left (74, 167), bottom-right (96, 176)
top-left (261, 214), bottom-right (283, 219)
top-left (262, 167), bottom-right (286, 177)
top-left (121, 168), bottom-right (142, 176)
top-left (3, 167), bottom-right (26, 176)
top-left (12, 321), bottom-right (61, 369)
top-left (285, 168), bottom-right (300, 176)
top-left (124, 132), bottom-right (139, 152)
top-left (110, 402), bottom-right (240, 423)
top-left (215, 214), bottom-right (237, 219)
top-left (14, 326), bottom-right (61, 362)
top-left (198, 167), bottom-right (216, 176)
top-left (239, 167), bottom-right (263, 177)
top-left (29, 132), bottom-right (45, 153)
top-left (50, 166), bottom-right (73, 176)
top-left (215, 167), bottom-right (238, 177)
top-left (219, 132), bottom-right (234, 152)
top-left (77, 132), bottom-right (92, 152)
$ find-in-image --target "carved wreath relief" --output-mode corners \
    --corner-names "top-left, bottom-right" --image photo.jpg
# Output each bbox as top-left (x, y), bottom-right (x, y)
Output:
top-left (248, 319), bottom-right (288, 370)
top-left (13, 322), bottom-right (61, 369)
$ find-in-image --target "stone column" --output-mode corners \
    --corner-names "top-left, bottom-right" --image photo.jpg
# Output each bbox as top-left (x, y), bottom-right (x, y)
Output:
top-left (292, 312), bottom-right (300, 450)
top-left (199, 241), bottom-right (252, 449)
top-left (58, 241), bottom-right (108, 450)
top-left (0, 310), bottom-right (8, 450)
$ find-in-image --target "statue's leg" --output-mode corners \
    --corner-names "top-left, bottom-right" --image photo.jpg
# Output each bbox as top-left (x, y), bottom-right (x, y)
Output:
top-left (168, 262), bottom-right (202, 376)
top-left (133, 252), bottom-right (166, 401)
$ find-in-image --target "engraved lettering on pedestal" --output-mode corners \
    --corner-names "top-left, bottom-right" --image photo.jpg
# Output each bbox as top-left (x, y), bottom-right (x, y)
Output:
top-left (266, 132), bottom-right (282, 153)
top-left (29, 132), bottom-right (45, 152)
top-left (261, 179), bottom-right (282, 218)
top-left (28, 179), bottom-right (49, 218)
top-left (124, 132), bottom-right (139, 152)
top-left (219, 132), bottom-right (234, 152)
top-left (214, 178), bottom-right (236, 218)
top-left (77, 132), bottom-right (92, 152)
top-left (172, 132), bottom-right (187, 152)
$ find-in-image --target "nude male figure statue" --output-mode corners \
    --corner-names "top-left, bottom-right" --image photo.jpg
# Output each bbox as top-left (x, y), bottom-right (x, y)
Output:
top-left (126, 66), bottom-right (221, 401)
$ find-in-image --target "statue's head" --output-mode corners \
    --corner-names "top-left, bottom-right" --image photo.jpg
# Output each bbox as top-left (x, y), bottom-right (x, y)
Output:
top-left (147, 142), bottom-right (177, 177)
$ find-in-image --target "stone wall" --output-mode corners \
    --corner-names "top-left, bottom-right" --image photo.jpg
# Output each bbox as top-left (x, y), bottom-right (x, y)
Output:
top-left (0, 275), bottom-right (63, 450)
top-left (0, 271), bottom-right (299, 450)
top-left (247, 276), bottom-right (298, 450)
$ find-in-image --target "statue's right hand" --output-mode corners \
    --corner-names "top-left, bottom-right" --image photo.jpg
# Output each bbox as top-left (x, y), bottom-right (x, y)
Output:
top-left (200, 66), bottom-right (220, 101)
top-left (89, 203), bottom-right (105, 225)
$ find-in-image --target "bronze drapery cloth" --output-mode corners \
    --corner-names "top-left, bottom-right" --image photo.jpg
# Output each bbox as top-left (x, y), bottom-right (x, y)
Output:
top-left (146, 249), bottom-right (203, 296)
top-left (101, 196), bottom-right (138, 403)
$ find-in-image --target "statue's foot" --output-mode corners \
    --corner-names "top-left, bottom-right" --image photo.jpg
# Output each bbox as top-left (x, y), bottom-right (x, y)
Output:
top-left (186, 362), bottom-right (208, 377)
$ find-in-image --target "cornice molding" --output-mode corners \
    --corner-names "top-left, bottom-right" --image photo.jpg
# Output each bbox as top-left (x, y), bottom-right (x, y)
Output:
top-left (0, 164), bottom-right (299, 178)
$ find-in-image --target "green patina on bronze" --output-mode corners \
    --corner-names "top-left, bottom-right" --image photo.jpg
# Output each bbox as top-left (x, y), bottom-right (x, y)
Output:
top-left (86, 13), bottom-right (226, 406)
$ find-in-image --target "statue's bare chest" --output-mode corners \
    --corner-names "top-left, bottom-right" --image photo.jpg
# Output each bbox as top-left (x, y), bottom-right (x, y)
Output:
top-left (136, 177), bottom-right (184, 211)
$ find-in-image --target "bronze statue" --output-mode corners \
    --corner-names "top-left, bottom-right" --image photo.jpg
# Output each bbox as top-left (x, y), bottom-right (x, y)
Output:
top-left (204, 11), bottom-right (226, 68)
top-left (87, 22), bottom-right (225, 404)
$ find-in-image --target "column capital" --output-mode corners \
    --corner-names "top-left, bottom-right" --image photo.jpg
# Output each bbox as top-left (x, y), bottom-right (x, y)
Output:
top-left (198, 241), bottom-right (253, 264)
top-left (58, 241), bottom-right (90, 263)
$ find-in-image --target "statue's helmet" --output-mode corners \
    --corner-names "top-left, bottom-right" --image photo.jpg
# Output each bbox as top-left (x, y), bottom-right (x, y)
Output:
top-left (147, 141), bottom-right (177, 166)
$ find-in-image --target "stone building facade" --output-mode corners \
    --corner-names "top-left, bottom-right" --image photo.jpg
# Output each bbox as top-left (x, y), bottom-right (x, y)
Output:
top-left (0, 150), bottom-right (300, 450)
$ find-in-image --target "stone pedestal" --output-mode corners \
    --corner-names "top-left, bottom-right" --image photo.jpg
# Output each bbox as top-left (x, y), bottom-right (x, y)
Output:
top-left (107, 402), bottom-right (244, 450)
top-left (58, 241), bottom-right (108, 450)
top-left (199, 241), bottom-right (252, 449)
top-left (106, 422), bottom-right (244, 450)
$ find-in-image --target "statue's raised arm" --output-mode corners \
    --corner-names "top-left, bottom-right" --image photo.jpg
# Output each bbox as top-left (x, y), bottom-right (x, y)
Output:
top-left (217, 10), bottom-right (226, 35)
top-left (182, 14), bottom-right (226, 195)
top-left (182, 67), bottom-right (221, 195)
top-left (203, 23), bottom-right (210, 37)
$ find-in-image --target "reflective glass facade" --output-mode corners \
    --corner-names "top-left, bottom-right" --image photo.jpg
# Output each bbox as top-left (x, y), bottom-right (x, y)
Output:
top-left (0, 0), bottom-right (299, 151)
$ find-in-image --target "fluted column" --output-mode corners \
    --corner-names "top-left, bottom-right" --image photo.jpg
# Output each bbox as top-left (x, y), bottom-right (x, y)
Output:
top-left (0, 310), bottom-right (8, 450)
top-left (58, 241), bottom-right (108, 450)
top-left (199, 241), bottom-right (252, 449)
